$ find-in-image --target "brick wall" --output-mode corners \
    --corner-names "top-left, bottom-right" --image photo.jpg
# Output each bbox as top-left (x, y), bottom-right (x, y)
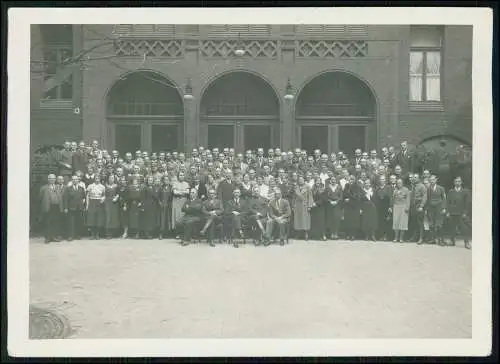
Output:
top-left (30, 24), bottom-right (473, 153)
top-left (30, 25), bottom-right (84, 153)
top-left (30, 109), bottom-right (82, 151)
top-left (397, 25), bottom-right (473, 146)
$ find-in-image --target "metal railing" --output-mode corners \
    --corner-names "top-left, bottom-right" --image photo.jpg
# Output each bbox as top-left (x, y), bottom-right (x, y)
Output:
top-left (109, 102), bottom-right (183, 116)
top-left (296, 103), bottom-right (374, 117)
top-left (203, 103), bottom-right (278, 116)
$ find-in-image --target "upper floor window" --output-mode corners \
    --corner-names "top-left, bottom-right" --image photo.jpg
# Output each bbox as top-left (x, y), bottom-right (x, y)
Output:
top-left (40, 25), bottom-right (74, 101)
top-left (409, 25), bottom-right (443, 102)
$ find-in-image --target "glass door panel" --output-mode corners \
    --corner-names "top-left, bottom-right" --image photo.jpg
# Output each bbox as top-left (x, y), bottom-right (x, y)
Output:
top-left (338, 126), bottom-right (367, 155)
top-left (301, 126), bottom-right (328, 154)
top-left (244, 125), bottom-right (272, 153)
top-left (151, 124), bottom-right (180, 152)
top-left (207, 125), bottom-right (235, 150)
top-left (115, 124), bottom-right (141, 155)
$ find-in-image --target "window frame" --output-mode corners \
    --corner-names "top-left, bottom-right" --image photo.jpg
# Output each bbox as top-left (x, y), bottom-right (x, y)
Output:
top-left (41, 43), bottom-right (75, 102)
top-left (409, 26), bottom-right (444, 106)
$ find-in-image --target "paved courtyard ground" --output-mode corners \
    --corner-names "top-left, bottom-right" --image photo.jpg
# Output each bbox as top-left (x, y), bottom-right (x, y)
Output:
top-left (29, 237), bottom-right (472, 339)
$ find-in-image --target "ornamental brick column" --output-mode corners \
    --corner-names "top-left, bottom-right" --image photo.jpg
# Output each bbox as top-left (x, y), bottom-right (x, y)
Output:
top-left (183, 96), bottom-right (197, 152)
top-left (281, 98), bottom-right (294, 152)
top-left (280, 39), bottom-right (296, 152)
top-left (183, 39), bottom-right (199, 152)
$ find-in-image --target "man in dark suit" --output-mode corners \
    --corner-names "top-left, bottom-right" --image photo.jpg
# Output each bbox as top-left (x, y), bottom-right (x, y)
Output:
top-left (245, 186), bottom-right (269, 244)
top-left (72, 141), bottom-right (89, 175)
top-left (217, 171), bottom-right (236, 204)
top-left (265, 187), bottom-right (291, 246)
top-left (395, 140), bottom-right (414, 177)
top-left (63, 174), bottom-right (86, 241)
top-left (427, 175), bottom-right (447, 245)
top-left (190, 174), bottom-right (207, 200)
top-left (39, 174), bottom-right (64, 243)
top-left (201, 189), bottom-right (224, 247)
top-left (446, 176), bottom-right (471, 249)
top-left (59, 141), bottom-right (74, 183)
top-left (224, 188), bottom-right (247, 248)
top-left (348, 148), bottom-right (360, 166)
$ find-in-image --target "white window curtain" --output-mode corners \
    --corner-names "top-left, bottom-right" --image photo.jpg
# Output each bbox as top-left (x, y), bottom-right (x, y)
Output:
top-left (425, 51), bottom-right (441, 101)
top-left (409, 52), bottom-right (424, 101)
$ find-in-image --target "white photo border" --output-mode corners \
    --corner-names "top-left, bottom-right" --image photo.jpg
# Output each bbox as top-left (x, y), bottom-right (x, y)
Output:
top-left (7, 7), bottom-right (493, 357)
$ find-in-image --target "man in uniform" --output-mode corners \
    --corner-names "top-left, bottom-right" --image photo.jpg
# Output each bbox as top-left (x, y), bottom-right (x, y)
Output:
top-left (246, 186), bottom-right (270, 245)
top-left (446, 176), bottom-right (471, 249)
top-left (409, 174), bottom-right (428, 244)
top-left (427, 175), bottom-right (447, 245)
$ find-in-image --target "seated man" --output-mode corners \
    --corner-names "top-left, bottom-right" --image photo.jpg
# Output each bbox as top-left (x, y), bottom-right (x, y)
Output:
top-left (265, 187), bottom-right (291, 246)
top-left (224, 188), bottom-right (247, 248)
top-left (178, 188), bottom-right (205, 246)
top-left (245, 186), bottom-right (269, 244)
top-left (200, 188), bottom-right (224, 247)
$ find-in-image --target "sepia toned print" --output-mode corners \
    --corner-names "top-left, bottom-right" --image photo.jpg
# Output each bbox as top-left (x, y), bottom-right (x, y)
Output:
top-left (28, 23), bottom-right (474, 340)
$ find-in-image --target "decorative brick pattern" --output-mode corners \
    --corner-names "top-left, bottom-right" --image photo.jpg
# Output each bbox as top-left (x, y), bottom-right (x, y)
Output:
top-left (295, 40), bottom-right (368, 58)
top-left (115, 39), bottom-right (185, 58)
top-left (199, 40), bottom-right (278, 58)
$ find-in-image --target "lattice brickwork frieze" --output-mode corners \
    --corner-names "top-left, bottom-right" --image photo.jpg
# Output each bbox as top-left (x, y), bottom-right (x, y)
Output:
top-left (295, 40), bottom-right (368, 58)
top-left (115, 39), bottom-right (185, 57)
top-left (199, 40), bottom-right (278, 58)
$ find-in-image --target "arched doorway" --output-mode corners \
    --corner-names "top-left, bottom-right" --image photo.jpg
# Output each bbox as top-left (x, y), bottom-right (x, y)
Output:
top-left (295, 71), bottom-right (377, 154)
top-left (107, 71), bottom-right (184, 154)
top-left (200, 72), bottom-right (280, 153)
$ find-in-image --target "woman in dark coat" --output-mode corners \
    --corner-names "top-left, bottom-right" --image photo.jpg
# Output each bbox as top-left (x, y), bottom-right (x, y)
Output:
top-left (104, 174), bottom-right (120, 238)
top-left (127, 178), bottom-right (143, 239)
top-left (373, 175), bottom-right (392, 241)
top-left (360, 179), bottom-right (378, 241)
top-left (117, 177), bottom-right (129, 238)
top-left (292, 175), bottom-right (314, 240)
top-left (141, 176), bottom-right (162, 239)
top-left (310, 178), bottom-right (328, 240)
top-left (325, 176), bottom-right (343, 240)
top-left (159, 175), bottom-right (173, 239)
top-left (343, 175), bottom-right (364, 240)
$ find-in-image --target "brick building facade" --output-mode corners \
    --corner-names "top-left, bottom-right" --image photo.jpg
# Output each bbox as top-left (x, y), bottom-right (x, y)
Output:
top-left (30, 24), bottom-right (472, 155)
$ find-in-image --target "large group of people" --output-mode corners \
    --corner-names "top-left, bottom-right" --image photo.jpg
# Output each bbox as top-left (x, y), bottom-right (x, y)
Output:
top-left (37, 139), bottom-right (472, 249)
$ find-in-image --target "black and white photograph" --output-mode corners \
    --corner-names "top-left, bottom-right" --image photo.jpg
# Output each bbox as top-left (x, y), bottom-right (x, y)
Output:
top-left (7, 7), bottom-right (493, 357)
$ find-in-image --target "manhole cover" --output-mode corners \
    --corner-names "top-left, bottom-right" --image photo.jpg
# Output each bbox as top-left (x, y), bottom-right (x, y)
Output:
top-left (29, 305), bottom-right (72, 339)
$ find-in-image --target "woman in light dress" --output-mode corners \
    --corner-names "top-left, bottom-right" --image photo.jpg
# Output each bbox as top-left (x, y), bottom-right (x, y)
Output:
top-left (171, 171), bottom-right (190, 234)
top-left (392, 178), bottom-right (411, 243)
top-left (292, 175), bottom-right (314, 240)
